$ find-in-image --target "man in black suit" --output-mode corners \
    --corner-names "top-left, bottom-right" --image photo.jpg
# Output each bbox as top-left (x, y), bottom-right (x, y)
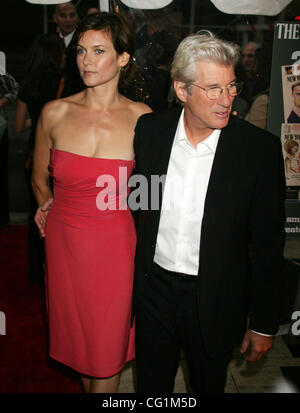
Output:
top-left (53, 1), bottom-right (78, 48)
top-left (132, 31), bottom-right (286, 393)
top-left (53, 1), bottom-right (85, 97)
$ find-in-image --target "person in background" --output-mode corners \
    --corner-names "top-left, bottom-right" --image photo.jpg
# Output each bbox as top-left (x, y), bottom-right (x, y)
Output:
top-left (14, 33), bottom-right (65, 287)
top-left (53, 1), bottom-right (79, 48)
top-left (133, 31), bottom-right (285, 393)
top-left (236, 41), bottom-right (261, 104)
top-left (241, 42), bottom-right (260, 81)
top-left (53, 1), bottom-right (85, 97)
top-left (0, 72), bottom-right (18, 226)
top-left (245, 44), bottom-right (272, 129)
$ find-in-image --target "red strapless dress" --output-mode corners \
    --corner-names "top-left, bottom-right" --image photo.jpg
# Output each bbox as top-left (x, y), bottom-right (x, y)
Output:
top-left (44, 148), bottom-right (136, 378)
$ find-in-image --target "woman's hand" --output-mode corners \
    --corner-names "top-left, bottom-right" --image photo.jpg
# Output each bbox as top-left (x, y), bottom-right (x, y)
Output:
top-left (34, 198), bottom-right (53, 237)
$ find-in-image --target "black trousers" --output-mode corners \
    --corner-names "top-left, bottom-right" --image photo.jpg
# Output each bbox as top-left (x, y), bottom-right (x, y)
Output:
top-left (135, 262), bottom-right (232, 393)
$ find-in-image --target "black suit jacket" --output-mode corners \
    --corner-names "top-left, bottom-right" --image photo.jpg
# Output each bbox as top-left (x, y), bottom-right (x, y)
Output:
top-left (61, 32), bottom-right (85, 98)
top-left (133, 107), bottom-right (286, 358)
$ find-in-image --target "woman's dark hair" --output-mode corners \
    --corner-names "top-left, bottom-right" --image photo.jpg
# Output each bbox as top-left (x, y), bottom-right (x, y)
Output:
top-left (147, 31), bottom-right (178, 68)
top-left (21, 33), bottom-right (65, 99)
top-left (74, 12), bottom-right (136, 90)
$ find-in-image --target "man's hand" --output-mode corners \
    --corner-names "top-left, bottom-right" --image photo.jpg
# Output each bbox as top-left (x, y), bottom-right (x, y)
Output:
top-left (240, 329), bottom-right (274, 362)
top-left (34, 198), bottom-right (53, 237)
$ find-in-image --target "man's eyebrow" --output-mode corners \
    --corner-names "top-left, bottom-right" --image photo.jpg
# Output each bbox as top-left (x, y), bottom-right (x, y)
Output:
top-left (204, 79), bottom-right (237, 87)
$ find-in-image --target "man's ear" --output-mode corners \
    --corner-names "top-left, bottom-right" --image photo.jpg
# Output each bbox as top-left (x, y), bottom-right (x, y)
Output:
top-left (53, 13), bottom-right (58, 24)
top-left (173, 80), bottom-right (188, 103)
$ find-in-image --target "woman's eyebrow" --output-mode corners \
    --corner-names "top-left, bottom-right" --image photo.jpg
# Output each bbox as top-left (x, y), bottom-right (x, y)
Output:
top-left (77, 43), bottom-right (106, 48)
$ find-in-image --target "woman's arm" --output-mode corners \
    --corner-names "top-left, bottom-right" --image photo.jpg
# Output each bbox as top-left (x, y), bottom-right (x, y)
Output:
top-left (32, 105), bottom-right (54, 205)
top-left (32, 103), bottom-right (55, 236)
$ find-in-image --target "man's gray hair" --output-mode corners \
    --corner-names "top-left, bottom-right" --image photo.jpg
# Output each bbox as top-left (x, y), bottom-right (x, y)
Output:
top-left (171, 31), bottom-right (240, 92)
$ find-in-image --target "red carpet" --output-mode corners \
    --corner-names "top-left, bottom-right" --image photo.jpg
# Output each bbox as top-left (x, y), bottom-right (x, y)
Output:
top-left (0, 225), bottom-right (82, 393)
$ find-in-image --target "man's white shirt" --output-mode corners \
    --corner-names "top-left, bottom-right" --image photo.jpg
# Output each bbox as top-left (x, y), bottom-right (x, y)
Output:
top-left (154, 110), bottom-right (220, 275)
top-left (59, 29), bottom-right (75, 48)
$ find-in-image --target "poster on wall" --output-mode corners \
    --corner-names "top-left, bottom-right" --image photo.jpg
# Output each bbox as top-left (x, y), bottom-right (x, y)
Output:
top-left (268, 22), bottom-right (300, 137)
top-left (268, 22), bottom-right (300, 196)
top-left (281, 65), bottom-right (300, 123)
top-left (281, 123), bottom-right (300, 186)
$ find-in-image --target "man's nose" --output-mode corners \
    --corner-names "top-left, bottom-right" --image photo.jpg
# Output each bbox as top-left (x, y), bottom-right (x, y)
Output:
top-left (217, 88), bottom-right (231, 106)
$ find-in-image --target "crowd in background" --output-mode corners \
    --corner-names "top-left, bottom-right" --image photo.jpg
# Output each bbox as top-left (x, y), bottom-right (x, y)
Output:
top-left (0, 1), bottom-right (274, 286)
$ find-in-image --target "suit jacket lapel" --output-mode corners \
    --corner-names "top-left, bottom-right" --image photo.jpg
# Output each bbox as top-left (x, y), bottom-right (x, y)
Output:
top-left (150, 108), bottom-right (182, 244)
top-left (202, 117), bottom-right (238, 231)
top-left (150, 108), bottom-right (182, 175)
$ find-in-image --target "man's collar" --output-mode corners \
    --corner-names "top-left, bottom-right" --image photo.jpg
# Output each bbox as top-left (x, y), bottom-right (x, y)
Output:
top-left (174, 110), bottom-right (221, 153)
top-left (58, 29), bottom-right (76, 46)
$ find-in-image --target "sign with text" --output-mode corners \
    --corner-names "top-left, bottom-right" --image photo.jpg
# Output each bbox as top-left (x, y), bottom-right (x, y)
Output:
top-left (268, 22), bottom-right (300, 138)
top-left (285, 200), bottom-right (300, 236)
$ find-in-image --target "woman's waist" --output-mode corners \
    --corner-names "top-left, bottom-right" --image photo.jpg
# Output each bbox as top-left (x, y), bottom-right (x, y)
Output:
top-left (47, 202), bottom-right (134, 229)
top-left (51, 188), bottom-right (130, 212)
top-left (50, 198), bottom-right (131, 216)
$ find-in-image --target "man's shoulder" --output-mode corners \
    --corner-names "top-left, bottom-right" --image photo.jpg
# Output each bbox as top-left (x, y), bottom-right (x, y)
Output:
top-left (136, 107), bottom-right (182, 130)
top-left (134, 107), bottom-right (182, 154)
top-left (228, 115), bottom-right (281, 149)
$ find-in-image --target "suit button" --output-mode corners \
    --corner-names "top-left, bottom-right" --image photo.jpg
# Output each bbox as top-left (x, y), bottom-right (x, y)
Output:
top-left (144, 273), bottom-right (148, 278)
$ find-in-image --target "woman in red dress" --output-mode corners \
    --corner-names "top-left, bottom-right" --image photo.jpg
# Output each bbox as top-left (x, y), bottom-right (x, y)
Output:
top-left (32, 12), bottom-right (151, 393)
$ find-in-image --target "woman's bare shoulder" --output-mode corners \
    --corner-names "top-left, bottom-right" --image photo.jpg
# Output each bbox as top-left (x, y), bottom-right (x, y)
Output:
top-left (40, 91), bottom-right (85, 125)
top-left (125, 98), bottom-right (152, 118)
top-left (41, 99), bottom-right (69, 123)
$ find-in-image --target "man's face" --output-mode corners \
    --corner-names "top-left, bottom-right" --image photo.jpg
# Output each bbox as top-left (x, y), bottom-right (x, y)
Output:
top-left (292, 85), bottom-right (300, 108)
top-left (174, 61), bottom-right (235, 140)
top-left (53, 2), bottom-right (78, 37)
top-left (241, 43), bottom-right (257, 73)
